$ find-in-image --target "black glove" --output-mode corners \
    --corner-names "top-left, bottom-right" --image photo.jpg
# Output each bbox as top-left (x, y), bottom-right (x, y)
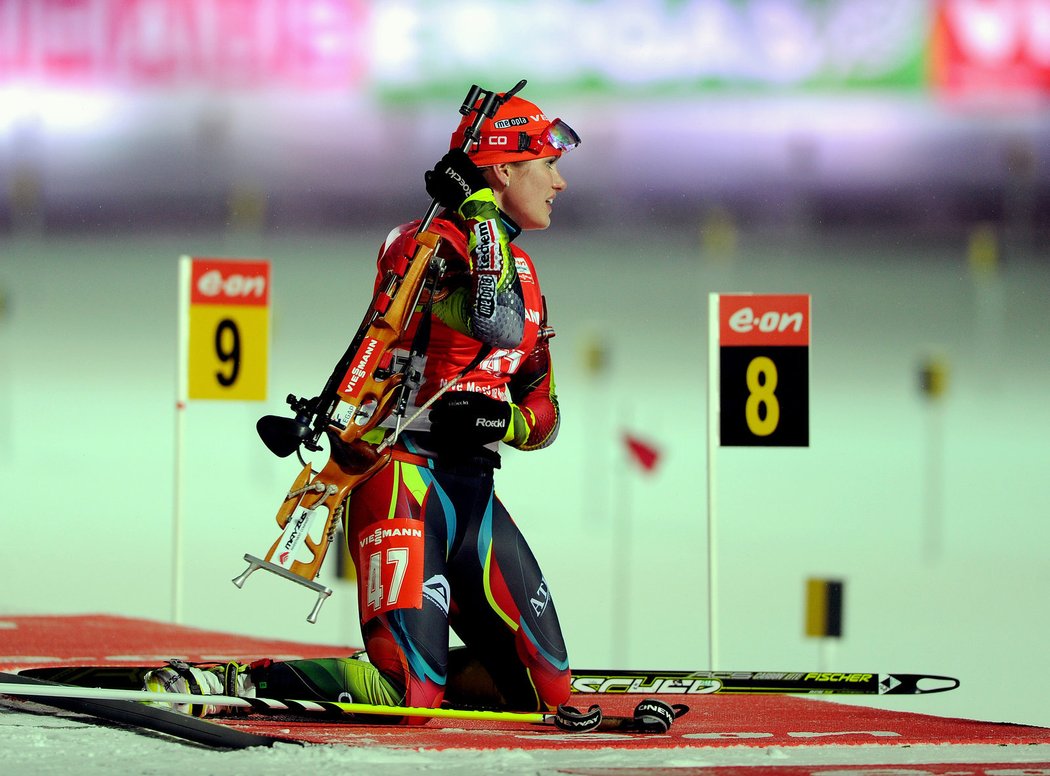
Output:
top-left (429, 391), bottom-right (511, 448)
top-left (424, 149), bottom-right (489, 212)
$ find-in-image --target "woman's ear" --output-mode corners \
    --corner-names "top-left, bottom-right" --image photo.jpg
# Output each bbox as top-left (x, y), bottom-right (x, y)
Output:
top-left (486, 162), bottom-right (513, 188)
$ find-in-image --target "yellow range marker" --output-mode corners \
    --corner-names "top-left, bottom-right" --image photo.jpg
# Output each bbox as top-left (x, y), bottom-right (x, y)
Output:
top-left (182, 257), bottom-right (270, 402)
top-left (187, 304), bottom-right (268, 400)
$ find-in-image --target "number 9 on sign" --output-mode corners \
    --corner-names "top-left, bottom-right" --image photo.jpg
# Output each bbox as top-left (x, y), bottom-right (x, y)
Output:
top-left (187, 304), bottom-right (267, 400)
top-left (214, 318), bottom-right (241, 387)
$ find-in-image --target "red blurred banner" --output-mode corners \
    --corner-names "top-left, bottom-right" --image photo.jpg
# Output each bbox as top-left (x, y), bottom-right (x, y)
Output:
top-left (931, 0), bottom-right (1050, 98)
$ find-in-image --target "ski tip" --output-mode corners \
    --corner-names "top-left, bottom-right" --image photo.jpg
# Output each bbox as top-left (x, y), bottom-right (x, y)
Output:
top-left (883, 674), bottom-right (961, 695)
top-left (927, 675), bottom-right (961, 694)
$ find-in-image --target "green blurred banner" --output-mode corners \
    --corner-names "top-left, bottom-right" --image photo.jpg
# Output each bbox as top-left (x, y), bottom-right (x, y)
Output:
top-left (372, 0), bottom-right (932, 100)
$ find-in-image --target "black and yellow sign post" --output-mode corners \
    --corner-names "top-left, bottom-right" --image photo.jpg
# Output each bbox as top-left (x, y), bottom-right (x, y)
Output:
top-left (806, 578), bottom-right (844, 638)
top-left (706, 293), bottom-right (811, 668)
top-left (806, 577), bottom-right (845, 670)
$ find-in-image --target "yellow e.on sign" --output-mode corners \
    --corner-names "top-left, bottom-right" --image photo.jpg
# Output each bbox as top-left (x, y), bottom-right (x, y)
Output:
top-left (180, 256), bottom-right (270, 401)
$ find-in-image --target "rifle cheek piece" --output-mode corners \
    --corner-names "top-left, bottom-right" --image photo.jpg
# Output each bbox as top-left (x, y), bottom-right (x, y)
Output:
top-left (256, 414), bottom-right (311, 458)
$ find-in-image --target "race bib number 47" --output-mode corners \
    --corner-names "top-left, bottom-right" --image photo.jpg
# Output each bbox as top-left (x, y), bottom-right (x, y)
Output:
top-left (357, 519), bottom-right (425, 622)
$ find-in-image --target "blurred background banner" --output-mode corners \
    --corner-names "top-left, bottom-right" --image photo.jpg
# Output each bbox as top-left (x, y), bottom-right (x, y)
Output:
top-left (2, 0), bottom-right (1046, 96)
top-left (3, 0), bottom-right (1045, 95)
top-left (1, 0), bottom-right (1047, 232)
top-left (0, 0), bottom-right (928, 91)
top-left (0, 0), bottom-right (369, 90)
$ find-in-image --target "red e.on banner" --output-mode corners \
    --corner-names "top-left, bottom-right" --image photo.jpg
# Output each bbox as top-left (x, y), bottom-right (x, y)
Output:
top-left (189, 258), bottom-right (270, 306)
top-left (719, 294), bottom-right (810, 347)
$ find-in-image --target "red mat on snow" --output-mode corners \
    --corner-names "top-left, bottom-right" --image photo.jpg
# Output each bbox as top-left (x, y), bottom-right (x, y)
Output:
top-left (2, 614), bottom-right (1048, 758)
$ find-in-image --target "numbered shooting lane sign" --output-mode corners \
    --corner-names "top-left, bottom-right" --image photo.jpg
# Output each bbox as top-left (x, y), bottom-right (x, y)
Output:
top-left (714, 293), bottom-right (810, 447)
top-left (179, 256), bottom-right (270, 401)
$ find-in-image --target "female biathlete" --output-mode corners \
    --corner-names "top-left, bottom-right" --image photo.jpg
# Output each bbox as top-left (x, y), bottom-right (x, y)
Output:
top-left (145, 92), bottom-right (582, 721)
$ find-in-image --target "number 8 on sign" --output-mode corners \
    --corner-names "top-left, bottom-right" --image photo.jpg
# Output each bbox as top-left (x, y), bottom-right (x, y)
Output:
top-left (745, 356), bottom-right (779, 436)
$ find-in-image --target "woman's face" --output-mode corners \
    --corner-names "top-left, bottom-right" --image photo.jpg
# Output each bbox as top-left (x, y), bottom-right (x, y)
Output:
top-left (490, 156), bottom-right (567, 231)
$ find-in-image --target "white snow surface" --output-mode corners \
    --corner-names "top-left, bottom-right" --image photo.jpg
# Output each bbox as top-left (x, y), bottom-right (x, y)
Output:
top-left (4, 699), bottom-right (1050, 776)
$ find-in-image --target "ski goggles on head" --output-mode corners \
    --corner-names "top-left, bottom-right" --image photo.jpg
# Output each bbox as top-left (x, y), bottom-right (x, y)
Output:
top-left (533, 118), bottom-right (581, 153)
top-left (475, 118), bottom-right (581, 157)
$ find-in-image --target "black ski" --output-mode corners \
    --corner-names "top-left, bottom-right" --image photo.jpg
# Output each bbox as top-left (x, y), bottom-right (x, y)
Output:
top-left (19, 664), bottom-right (960, 697)
top-left (570, 669), bottom-right (960, 695)
top-left (0, 671), bottom-right (285, 750)
top-left (4, 667), bottom-right (688, 735)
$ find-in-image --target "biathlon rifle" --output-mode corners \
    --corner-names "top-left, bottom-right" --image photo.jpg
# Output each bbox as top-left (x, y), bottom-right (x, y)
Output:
top-left (233, 80), bottom-right (528, 622)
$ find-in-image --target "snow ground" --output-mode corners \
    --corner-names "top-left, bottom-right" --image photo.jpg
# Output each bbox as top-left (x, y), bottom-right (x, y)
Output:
top-left (4, 700), bottom-right (1050, 776)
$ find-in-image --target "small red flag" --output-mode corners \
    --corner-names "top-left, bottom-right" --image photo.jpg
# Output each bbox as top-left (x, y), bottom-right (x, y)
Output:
top-left (623, 432), bottom-right (661, 473)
